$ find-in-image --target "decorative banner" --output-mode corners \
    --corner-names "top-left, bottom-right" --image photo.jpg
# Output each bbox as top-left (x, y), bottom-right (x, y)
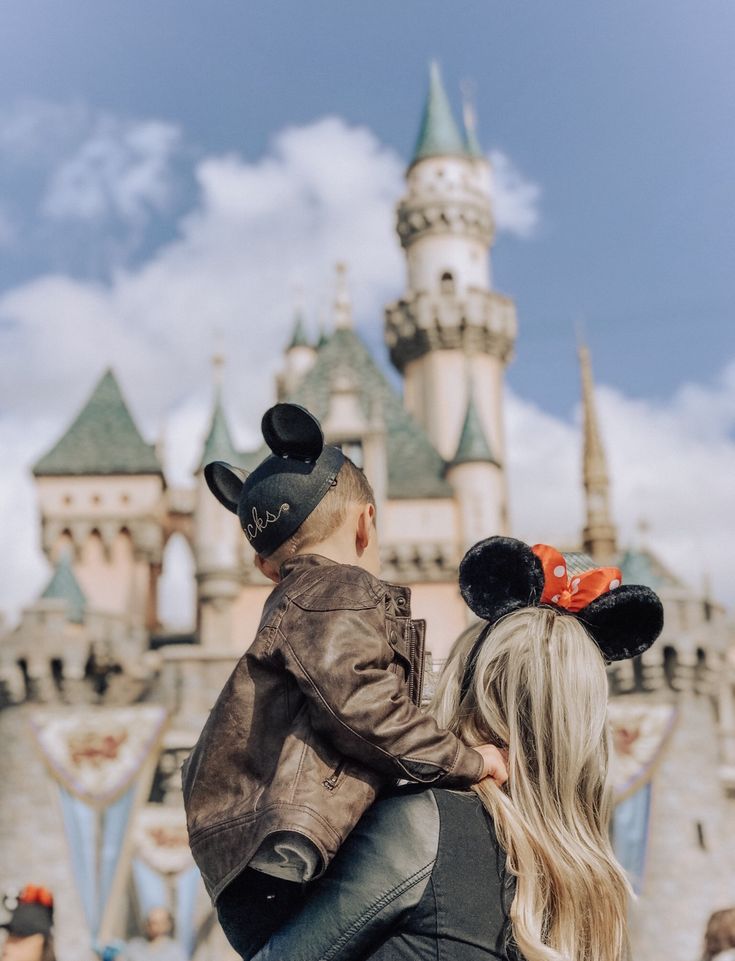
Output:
top-left (608, 701), bottom-right (678, 802)
top-left (132, 804), bottom-right (201, 958)
top-left (608, 701), bottom-right (677, 894)
top-left (612, 783), bottom-right (652, 895)
top-left (28, 706), bottom-right (168, 947)
top-left (132, 804), bottom-right (194, 876)
top-left (29, 705), bottom-right (168, 808)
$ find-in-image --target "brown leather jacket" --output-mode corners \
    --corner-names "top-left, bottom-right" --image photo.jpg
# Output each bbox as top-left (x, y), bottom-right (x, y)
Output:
top-left (182, 554), bottom-right (483, 902)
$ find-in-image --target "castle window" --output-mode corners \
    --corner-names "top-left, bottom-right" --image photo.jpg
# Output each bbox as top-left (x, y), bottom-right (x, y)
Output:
top-left (120, 493), bottom-right (130, 505)
top-left (63, 494), bottom-right (73, 506)
top-left (338, 440), bottom-right (364, 469)
top-left (440, 271), bottom-right (455, 295)
top-left (91, 494), bottom-right (101, 506)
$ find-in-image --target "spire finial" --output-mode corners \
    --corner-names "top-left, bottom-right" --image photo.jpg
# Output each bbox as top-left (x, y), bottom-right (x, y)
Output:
top-left (411, 61), bottom-right (467, 166)
top-left (333, 261), bottom-right (353, 330)
top-left (579, 341), bottom-right (618, 561)
top-left (461, 78), bottom-right (483, 158)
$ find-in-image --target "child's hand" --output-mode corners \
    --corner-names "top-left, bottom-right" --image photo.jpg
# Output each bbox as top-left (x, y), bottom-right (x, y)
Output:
top-left (475, 744), bottom-right (509, 786)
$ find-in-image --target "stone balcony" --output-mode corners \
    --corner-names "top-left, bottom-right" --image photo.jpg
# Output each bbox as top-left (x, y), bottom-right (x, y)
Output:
top-left (385, 288), bottom-right (517, 370)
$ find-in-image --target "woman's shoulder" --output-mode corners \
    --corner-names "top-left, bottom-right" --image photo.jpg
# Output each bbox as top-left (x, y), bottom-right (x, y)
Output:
top-left (365, 786), bottom-right (498, 849)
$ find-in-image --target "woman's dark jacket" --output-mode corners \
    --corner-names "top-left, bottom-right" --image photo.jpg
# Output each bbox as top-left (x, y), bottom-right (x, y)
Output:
top-left (217, 787), bottom-right (517, 961)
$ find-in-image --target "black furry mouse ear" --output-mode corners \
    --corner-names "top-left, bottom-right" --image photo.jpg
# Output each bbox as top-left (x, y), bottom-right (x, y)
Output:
top-left (459, 536), bottom-right (545, 623)
top-left (577, 585), bottom-right (664, 661)
top-left (262, 403), bottom-right (325, 462)
top-left (204, 461), bottom-right (248, 514)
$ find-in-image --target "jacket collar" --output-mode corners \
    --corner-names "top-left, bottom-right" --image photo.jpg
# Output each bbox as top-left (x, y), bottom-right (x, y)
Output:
top-left (278, 553), bottom-right (411, 607)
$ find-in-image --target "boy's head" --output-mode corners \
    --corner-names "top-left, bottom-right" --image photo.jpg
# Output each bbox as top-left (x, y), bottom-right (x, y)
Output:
top-left (205, 403), bottom-right (377, 580)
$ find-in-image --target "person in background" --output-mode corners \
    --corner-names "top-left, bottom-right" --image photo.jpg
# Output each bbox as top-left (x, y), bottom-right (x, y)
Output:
top-left (702, 908), bottom-right (735, 961)
top-left (122, 907), bottom-right (186, 961)
top-left (0, 885), bottom-right (56, 961)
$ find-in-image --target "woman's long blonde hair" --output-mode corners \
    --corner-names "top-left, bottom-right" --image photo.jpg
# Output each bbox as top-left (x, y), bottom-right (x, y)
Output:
top-left (431, 608), bottom-right (631, 961)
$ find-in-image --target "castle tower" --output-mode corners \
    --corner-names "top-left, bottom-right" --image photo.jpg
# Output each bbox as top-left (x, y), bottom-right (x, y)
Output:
top-left (579, 343), bottom-right (618, 562)
top-left (194, 355), bottom-right (243, 647)
top-left (385, 62), bottom-right (517, 484)
top-left (32, 369), bottom-right (165, 630)
top-left (320, 264), bottom-right (389, 522)
top-left (277, 306), bottom-right (317, 400)
top-left (445, 381), bottom-right (506, 549)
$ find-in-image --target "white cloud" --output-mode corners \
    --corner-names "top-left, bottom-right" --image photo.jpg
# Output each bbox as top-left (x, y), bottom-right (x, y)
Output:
top-left (2, 108), bottom-right (731, 625)
top-left (42, 118), bottom-right (181, 225)
top-left (507, 361), bottom-right (735, 606)
top-left (489, 149), bottom-right (541, 238)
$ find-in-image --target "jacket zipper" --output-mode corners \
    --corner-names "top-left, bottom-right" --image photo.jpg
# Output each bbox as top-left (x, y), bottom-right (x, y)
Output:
top-left (409, 621), bottom-right (425, 705)
top-left (322, 760), bottom-right (346, 791)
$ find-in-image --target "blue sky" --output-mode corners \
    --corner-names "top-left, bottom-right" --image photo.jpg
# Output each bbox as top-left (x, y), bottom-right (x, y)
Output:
top-left (2, 0), bottom-right (733, 408)
top-left (0, 0), bottom-right (734, 617)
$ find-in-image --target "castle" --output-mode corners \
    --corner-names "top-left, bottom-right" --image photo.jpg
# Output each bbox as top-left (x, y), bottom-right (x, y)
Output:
top-left (1, 64), bottom-right (733, 961)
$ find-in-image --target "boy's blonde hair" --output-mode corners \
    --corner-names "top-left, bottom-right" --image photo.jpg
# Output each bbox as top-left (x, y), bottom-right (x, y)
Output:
top-left (266, 457), bottom-right (375, 566)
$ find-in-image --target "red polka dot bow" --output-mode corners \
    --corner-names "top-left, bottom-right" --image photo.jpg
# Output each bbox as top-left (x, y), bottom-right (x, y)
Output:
top-left (18, 885), bottom-right (54, 908)
top-left (531, 544), bottom-right (622, 612)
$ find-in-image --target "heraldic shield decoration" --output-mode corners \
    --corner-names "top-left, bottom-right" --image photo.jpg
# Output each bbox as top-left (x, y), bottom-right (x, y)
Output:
top-left (28, 705), bottom-right (168, 950)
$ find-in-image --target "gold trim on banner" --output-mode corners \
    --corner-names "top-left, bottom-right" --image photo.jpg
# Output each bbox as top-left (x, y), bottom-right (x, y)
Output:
top-left (609, 702), bottom-right (678, 803)
top-left (27, 705), bottom-right (168, 809)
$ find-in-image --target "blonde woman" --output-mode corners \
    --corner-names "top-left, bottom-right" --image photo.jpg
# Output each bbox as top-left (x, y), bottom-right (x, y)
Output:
top-left (227, 537), bottom-right (663, 961)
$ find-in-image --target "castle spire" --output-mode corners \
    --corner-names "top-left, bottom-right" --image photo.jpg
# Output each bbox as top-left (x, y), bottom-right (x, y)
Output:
top-left (449, 385), bottom-right (498, 467)
top-left (579, 343), bottom-right (618, 562)
top-left (411, 61), bottom-right (467, 166)
top-left (461, 79), bottom-right (483, 159)
top-left (333, 262), bottom-right (353, 330)
top-left (199, 354), bottom-right (239, 469)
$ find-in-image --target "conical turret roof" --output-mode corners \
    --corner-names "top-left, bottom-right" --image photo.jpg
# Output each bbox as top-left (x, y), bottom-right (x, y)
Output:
top-left (411, 62), bottom-right (468, 166)
top-left (449, 393), bottom-right (499, 467)
top-left (199, 388), bottom-right (240, 470)
top-left (287, 311), bottom-right (311, 350)
top-left (41, 554), bottom-right (86, 624)
top-left (33, 369), bottom-right (162, 476)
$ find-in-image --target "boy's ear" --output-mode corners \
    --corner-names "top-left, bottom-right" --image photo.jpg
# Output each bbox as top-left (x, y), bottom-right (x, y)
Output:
top-left (355, 503), bottom-right (375, 552)
top-left (204, 461), bottom-right (248, 514)
top-left (255, 554), bottom-right (281, 584)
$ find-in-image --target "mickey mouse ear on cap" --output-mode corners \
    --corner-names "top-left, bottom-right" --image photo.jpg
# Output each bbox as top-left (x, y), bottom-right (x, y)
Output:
top-left (262, 404), bottom-right (324, 462)
top-left (204, 461), bottom-right (249, 514)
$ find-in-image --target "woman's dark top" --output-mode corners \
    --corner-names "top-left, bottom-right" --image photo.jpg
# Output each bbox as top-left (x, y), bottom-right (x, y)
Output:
top-left (217, 787), bottom-right (517, 961)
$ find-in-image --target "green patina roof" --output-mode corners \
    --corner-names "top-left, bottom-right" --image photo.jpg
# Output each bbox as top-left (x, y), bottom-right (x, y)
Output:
top-left (41, 554), bottom-right (86, 624)
top-left (287, 328), bottom-right (451, 499)
top-left (449, 393), bottom-right (499, 467)
top-left (617, 549), bottom-right (683, 592)
top-left (288, 311), bottom-right (311, 350)
top-left (199, 388), bottom-right (241, 470)
top-left (33, 369), bottom-right (162, 477)
top-left (411, 62), bottom-right (468, 166)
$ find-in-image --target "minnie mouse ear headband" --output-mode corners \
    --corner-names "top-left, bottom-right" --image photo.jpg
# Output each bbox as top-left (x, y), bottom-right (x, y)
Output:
top-left (204, 404), bottom-right (345, 558)
top-left (459, 536), bottom-right (664, 695)
top-left (1, 886), bottom-right (54, 938)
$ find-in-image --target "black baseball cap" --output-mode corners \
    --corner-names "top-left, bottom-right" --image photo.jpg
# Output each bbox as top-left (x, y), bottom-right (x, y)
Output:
top-left (1, 901), bottom-right (53, 938)
top-left (205, 403), bottom-right (346, 558)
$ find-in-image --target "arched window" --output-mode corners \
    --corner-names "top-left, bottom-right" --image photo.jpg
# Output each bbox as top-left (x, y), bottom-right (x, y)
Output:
top-left (158, 533), bottom-right (196, 632)
top-left (440, 271), bottom-right (455, 295)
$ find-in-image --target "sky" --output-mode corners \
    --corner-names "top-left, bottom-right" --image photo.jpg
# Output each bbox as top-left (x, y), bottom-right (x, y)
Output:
top-left (0, 0), bottom-right (733, 622)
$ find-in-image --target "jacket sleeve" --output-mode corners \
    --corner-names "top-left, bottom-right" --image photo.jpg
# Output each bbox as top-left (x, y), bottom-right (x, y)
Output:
top-left (248, 790), bottom-right (440, 961)
top-left (276, 599), bottom-right (483, 786)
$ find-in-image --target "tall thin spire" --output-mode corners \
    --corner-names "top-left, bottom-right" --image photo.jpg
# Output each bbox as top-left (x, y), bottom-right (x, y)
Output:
top-left (579, 343), bottom-right (618, 561)
top-left (199, 353), bottom-right (239, 469)
top-left (333, 262), bottom-right (353, 330)
top-left (461, 79), bottom-right (483, 158)
top-left (411, 61), bottom-right (467, 166)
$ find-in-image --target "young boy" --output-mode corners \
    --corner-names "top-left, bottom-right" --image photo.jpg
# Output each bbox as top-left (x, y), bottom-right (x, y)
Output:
top-left (182, 404), bottom-right (506, 932)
